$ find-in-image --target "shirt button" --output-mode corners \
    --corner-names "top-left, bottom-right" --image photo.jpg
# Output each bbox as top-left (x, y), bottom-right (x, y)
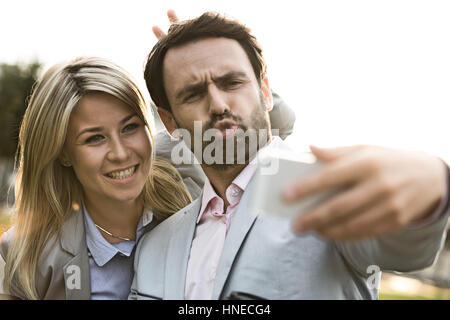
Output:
top-left (231, 187), bottom-right (240, 197)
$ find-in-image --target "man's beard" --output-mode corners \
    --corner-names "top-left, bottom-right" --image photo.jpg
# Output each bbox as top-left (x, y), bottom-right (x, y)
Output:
top-left (178, 93), bottom-right (271, 171)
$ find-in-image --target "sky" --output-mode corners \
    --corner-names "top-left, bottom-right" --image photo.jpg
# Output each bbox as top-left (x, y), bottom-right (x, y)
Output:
top-left (1, 0), bottom-right (449, 162)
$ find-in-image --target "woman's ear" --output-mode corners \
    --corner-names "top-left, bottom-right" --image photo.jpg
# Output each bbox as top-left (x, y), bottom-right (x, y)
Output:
top-left (59, 152), bottom-right (72, 167)
top-left (260, 76), bottom-right (273, 112)
top-left (157, 107), bottom-right (179, 135)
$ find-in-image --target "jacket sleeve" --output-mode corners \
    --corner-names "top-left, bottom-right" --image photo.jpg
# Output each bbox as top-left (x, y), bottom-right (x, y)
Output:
top-left (336, 184), bottom-right (450, 276)
top-left (0, 254), bottom-right (5, 294)
top-left (269, 90), bottom-right (296, 140)
top-left (0, 228), bottom-right (12, 295)
top-left (154, 130), bottom-right (205, 200)
top-left (0, 227), bottom-right (12, 263)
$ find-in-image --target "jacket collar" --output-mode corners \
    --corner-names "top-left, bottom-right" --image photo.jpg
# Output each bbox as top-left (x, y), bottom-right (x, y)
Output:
top-left (163, 175), bottom-right (260, 299)
top-left (164, 197), bottom-right (202, 300)
top-left (60, 208), bottom-right (86, 257)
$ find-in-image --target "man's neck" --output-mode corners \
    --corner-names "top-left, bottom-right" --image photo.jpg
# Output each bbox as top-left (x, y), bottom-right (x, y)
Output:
top-left (201, 163), bottom-right (247, 209)
top-left (199, 135), bottom-right (274, 209)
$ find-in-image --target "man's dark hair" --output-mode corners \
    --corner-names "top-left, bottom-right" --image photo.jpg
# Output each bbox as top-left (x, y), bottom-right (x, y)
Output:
top-left (144, 12), bottom-right (267, 111)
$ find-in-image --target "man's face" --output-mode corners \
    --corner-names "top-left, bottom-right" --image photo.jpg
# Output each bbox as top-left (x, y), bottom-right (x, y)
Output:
top-left (162, 37), bottom-right (272, 168)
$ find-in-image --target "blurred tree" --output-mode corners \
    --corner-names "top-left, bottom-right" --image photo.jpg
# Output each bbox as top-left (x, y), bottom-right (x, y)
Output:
top-left (0, 61), bottom-right (41, 159)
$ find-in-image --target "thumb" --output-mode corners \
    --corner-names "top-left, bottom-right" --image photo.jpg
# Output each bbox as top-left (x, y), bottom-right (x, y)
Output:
top-left (310, 145), bottom-right (362, 162)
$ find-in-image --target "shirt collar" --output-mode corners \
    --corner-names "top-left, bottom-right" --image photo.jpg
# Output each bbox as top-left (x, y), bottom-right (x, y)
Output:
top-left (83, 206), bottom-right (153, 267)
top-left (197, 136), bottom-right (281, 224)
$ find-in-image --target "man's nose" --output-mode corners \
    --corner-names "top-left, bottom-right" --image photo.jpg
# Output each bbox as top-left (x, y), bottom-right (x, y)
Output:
top-left (107, 136), bottom-right (130, 162)
top-left (207, 85), bottom-right (230, 115)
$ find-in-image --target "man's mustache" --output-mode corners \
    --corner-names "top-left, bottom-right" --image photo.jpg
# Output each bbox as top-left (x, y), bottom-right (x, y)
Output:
top-left (204, 113), bottom-right (243, 131)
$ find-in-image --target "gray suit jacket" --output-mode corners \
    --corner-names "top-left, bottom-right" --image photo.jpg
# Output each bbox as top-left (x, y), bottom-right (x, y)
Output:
top-left (130, 152), bottom-right (450, 300)
top-left (0, 208), bottom-right (91, 299)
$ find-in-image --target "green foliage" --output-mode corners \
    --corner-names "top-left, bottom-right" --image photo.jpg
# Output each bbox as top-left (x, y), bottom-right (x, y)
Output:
top-left (0, 61), bottom-right (41, 158)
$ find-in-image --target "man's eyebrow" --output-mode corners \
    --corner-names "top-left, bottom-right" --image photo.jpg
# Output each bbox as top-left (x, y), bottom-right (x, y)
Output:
top-left (76, 114), bottom-right (136, 139)
top-left (212, 71), bottom-right (248, 83)
top-left (175, 71), bottom-right (249, 101)
top-left (175, 82), bottom-right (207, 100)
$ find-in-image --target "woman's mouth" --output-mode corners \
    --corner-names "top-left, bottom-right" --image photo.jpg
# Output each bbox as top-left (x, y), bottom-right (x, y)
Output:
top-left (105, 165), bottom-right (138, 180)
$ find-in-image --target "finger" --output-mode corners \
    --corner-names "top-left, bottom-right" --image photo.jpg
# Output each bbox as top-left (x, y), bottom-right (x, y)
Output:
top-left (167, 9), bottom-right (179, 23)
top-left (400, 177), bottom-right (444, 224)
top-left (293, 177), bottom-right (388, 233)
top-left (152, 26), bottom-right (166, 39)
top-left (283, 155), bottom-right (372, 202)
top-left (315, 199), bottom-right (401, 241)
top-left (310, 145), bottom-right (364, 162)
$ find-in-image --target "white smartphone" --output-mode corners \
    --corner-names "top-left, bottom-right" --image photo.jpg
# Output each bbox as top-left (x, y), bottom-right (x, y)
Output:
top-left (249, 152), bottom-right (342, 219)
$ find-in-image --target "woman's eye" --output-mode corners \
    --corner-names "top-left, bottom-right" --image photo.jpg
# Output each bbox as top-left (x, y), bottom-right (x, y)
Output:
top-left (123, 123), bottom-right (139, 133)
top-left (85, 134), bottom-right (104, 144)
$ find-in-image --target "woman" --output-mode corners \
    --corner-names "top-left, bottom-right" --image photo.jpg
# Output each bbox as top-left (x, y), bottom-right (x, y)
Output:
top-left (0, 57), bottom-right (192, 299)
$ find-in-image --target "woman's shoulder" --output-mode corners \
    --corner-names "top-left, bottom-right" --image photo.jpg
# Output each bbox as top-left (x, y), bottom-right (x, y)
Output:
top-left (0, 226), bottom-right (14, 260)
top-left (1, 211), bottom-right (86, 272)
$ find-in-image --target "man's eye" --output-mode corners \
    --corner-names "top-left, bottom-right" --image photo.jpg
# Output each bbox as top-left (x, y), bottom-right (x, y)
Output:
top-left (123, 123), bottom-right (139, 133)
top-left (184, 93), bottom-right (200, 102)
top-left (224, 81), bottom-right (243, 89)
top-left (85, 135), bottom-right (104, 144)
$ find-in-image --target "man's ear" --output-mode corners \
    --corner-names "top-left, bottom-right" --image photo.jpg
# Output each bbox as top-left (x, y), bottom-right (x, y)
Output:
top-left (157, 107), bottom-right (179, 135)
top-left (260, 76), bottom-right (273, 112)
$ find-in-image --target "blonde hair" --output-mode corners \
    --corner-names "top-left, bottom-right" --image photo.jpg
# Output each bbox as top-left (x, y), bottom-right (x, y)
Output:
top-left (4, 57), bottom-right (192, 299)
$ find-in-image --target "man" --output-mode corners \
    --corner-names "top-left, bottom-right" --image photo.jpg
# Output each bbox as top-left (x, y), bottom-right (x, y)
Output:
top-left (130, 12), bottom-right (450, 299)
top-left (151, 10), bottom-right (296, 201)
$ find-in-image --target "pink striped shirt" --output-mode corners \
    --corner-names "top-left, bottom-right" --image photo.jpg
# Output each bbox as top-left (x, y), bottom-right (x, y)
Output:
top-left (184, 160), bottom-right (258, 299)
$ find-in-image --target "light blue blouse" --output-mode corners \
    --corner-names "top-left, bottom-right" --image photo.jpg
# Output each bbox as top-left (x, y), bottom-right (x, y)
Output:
top-left (83, 207), bottom-right (154, 300)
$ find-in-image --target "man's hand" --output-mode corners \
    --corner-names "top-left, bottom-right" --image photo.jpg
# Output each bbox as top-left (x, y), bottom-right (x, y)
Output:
top-left (152, 9), bottom-right (179, 40)
top-left (283, 145), bottom-right (448, 241)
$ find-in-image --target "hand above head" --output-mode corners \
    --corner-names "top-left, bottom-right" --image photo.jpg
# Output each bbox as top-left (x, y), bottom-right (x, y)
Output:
top-left (283, 145), bottom-right (448, 241)
top-left (152, 9), bottom-right (179, 40)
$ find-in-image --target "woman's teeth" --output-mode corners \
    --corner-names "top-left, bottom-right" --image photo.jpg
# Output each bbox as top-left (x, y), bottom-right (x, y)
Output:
top-left (106, 166), bottom-right (136, 179)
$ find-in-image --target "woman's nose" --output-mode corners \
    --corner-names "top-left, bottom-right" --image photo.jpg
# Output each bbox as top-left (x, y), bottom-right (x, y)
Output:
top-left (107, 137), bottom-right (130, 162)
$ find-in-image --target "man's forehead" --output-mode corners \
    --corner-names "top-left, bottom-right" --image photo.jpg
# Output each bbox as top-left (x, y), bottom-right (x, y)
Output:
top-left (163, 37), bottom-right (254, 84)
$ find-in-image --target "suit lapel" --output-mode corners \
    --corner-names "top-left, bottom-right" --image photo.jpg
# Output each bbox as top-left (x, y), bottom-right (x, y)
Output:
top-left (63, 251), bottom-right (91, 299)
top-left (164, 198), bottom-right (202, 299)
top-left (60, 209), bottom-right (91, 300)
top-left (211, 180), bottom-right (259, 299)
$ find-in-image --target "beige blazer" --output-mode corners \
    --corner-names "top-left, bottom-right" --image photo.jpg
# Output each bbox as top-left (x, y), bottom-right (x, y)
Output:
top-left (0, 208), bottom-right (91, 299)
top-left (0, 251), bottom-right (5, 293)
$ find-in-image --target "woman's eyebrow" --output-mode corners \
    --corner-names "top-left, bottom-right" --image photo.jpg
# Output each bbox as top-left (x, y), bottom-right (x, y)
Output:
top-left (76, 114), bottom-right (137, 139)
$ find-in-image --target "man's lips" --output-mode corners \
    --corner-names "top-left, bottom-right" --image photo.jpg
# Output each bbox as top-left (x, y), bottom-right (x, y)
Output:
top-left (212, 119), bottom-right (238, 137)
top-left (213, 119), bottom-right (236, 130)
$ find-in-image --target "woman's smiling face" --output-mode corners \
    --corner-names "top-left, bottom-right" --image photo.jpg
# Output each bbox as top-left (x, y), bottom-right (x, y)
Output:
top-left (63, 92), bottom-right (151, 206)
